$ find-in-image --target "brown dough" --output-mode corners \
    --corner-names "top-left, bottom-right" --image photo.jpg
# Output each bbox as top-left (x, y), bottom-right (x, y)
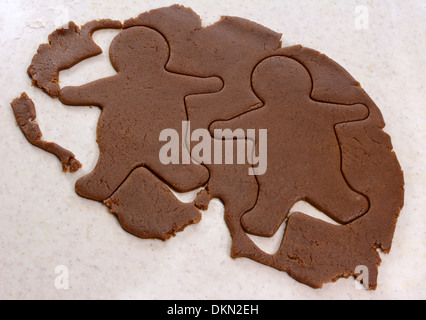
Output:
top-left (194, 189), bottom-right (212, 211)
top-left (16, 5), bottom-right (405, 290)
top-left (104, 167), bottom-right (202, 241)
top-left (59, 26), bottom-right (222, 201)
top-left (11, 92), bottom-right (82, 173)
top-left (28, 19), bottom-right (122, 98)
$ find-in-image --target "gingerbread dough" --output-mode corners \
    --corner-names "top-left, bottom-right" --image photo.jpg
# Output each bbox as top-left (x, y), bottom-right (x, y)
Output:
top-left (14, 5), bottom-right (405, 290)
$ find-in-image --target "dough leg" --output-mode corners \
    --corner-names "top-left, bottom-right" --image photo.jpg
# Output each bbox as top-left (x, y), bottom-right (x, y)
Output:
top-left (76, 153), bottom-right (133, 201)
top-left (241, 185), bottom-right (296, 238)
top-left (307, 171), bottom-right (369, 224)
top-left (148, 161), bottom-right (210, 193)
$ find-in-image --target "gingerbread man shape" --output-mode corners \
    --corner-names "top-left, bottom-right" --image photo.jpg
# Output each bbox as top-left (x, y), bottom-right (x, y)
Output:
top-left (59, 26), bottom-right (222, 201)
top-left (212, 56), bottom-right (370, 237)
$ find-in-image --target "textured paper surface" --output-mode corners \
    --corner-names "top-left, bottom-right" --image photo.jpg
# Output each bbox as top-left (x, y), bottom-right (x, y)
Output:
top-left (0, 0), bottom-right (425, 299)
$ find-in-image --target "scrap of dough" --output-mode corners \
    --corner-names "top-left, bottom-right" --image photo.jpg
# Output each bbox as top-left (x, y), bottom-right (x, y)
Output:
top-left (194, 189), bottom-right (212, 211)
top-left (11, 92), bottom-right (82, 173)
top-left (27, 19), bottom-right (122, 98)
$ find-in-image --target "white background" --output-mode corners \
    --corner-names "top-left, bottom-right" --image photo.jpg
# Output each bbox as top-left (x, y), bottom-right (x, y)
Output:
top-left (0, 0), bottom-right (425, 300)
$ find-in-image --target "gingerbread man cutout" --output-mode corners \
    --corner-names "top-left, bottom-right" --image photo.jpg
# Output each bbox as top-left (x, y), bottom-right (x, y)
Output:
top-left (59, 26), bottom-right (223, 201)
top-left (212, 56), bottom-right (370, 237)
